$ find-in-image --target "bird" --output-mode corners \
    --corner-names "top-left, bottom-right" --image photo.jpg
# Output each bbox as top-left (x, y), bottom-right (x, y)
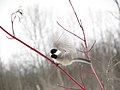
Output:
top-left (49, 32), bottom-right (91, 66)
top-left (50, 48), bottom-right (91, 66)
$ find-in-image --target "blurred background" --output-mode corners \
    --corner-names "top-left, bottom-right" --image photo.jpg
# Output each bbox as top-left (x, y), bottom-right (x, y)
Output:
top-left (0, 0), bottom-right (120, 90)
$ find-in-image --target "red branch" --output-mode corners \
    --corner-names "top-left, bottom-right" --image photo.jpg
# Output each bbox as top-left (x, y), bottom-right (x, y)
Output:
top-left (68, 0), bottom-right (104, 89)
top-left (0, 26), bottom-right (85, 90)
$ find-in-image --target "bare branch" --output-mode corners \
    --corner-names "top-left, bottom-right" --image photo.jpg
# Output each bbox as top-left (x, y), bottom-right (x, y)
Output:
top-left (114, 0), bottom-right (120, 12)
top-left (77, 40), bottom-right (96, 53)
top-left (7, 8), bottom-right (23, 39)
top-left (88, 40), bottom-right (96, 52)
top-left (57, 21), bottom-right (84, 41)
top-left (68, 0), bottom-right (83, 30)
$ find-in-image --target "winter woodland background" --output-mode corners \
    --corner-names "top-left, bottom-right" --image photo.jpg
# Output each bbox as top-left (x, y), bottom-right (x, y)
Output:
top-left (0, 0), bottom-right (120, 90)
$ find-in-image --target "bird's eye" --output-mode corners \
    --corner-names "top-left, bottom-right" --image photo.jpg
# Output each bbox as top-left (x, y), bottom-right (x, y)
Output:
top-left (51, 54), bottom-right (57, 59)
top-left (50, 49), bottom-right (57, 54)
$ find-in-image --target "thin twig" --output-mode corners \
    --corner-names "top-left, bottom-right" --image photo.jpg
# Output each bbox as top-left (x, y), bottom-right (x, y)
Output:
top-left (6, 13), bottom-right (16, 39)
top-left (109, 60), bottom-right (120, 70)
top-left (68, 0), bottom-right (89, 59)
top-left (7, 8), bottom-right (23, 39)
top-left (57, 21), bottom-right (84, 41)
top-left (88, 40), bottom-right (96, 52)
top-left (68, 0), bottom-right (83, 31)
top-left (77, 40), bottom-right (96, 53)
top-left (81, 43), bottom-right (88, 58)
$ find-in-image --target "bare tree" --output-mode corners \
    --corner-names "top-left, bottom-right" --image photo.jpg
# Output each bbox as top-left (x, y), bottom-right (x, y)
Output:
top-left (0, 59), bottom-right (5, 90)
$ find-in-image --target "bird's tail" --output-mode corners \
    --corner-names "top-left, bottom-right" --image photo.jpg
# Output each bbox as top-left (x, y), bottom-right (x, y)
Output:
top-left (72, 58), bottom-right (91, 64)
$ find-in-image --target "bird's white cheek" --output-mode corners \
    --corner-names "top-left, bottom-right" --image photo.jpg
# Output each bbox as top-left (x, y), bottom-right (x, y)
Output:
top-left (55, 50), bottom-right (62, 55)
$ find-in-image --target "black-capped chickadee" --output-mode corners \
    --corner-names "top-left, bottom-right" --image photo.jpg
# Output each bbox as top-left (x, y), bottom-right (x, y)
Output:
top-left (50, 48), bottom-right (91, 66)
top-left (49, 32), bottom-right (91, 66)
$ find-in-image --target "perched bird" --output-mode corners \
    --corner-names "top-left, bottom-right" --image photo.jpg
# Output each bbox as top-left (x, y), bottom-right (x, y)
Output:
top-left (50, 48), bottom-right (91, 66)
top-left (50, 33), bottom-right (91, 66)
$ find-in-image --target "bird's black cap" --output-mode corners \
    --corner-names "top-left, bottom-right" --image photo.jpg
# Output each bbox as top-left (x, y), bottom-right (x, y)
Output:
top-left (50, 49), bottom-right (57, 54)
